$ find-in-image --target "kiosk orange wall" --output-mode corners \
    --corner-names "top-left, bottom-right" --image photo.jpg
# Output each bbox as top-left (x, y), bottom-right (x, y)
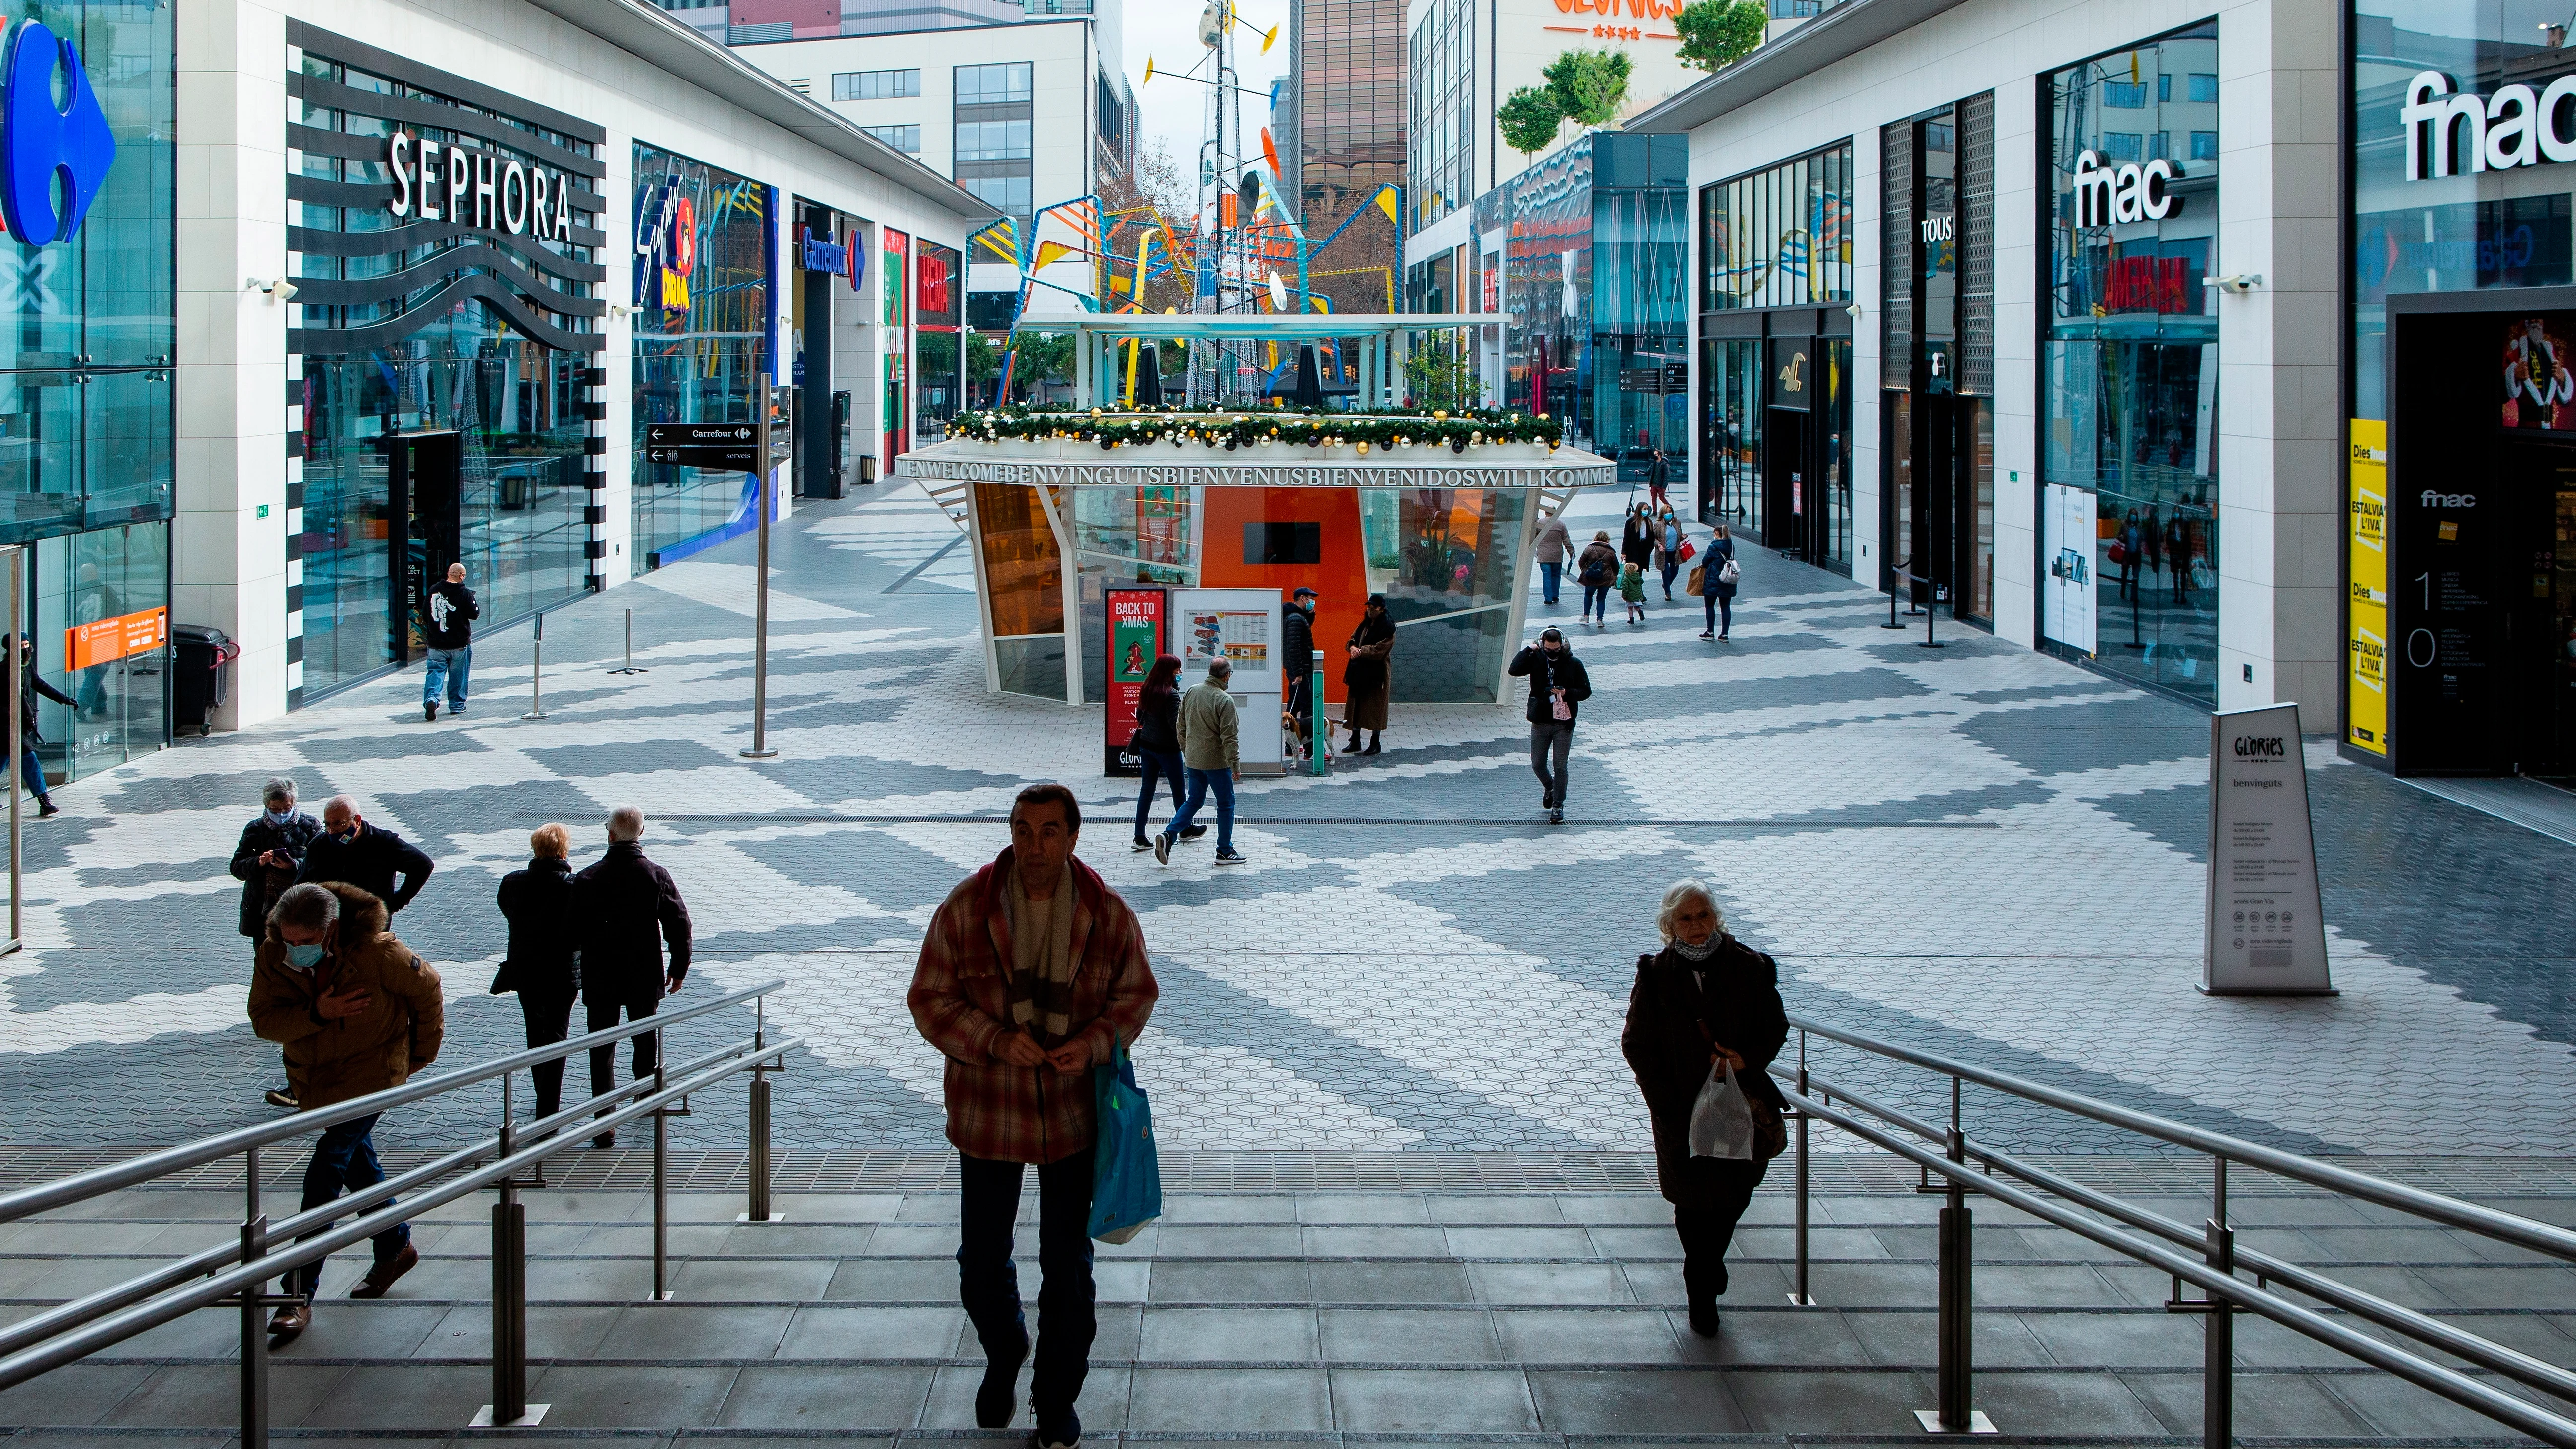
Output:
top-left (1198, 486), bottom-right (1366, 706)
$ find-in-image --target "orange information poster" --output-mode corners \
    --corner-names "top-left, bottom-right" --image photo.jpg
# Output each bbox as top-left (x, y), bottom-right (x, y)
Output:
top-left (68, 606), bottom-right (167, 671)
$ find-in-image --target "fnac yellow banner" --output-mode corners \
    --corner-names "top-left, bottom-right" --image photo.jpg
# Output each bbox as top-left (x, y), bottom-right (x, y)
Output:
top-left (2347, 419), bottom-right (2389, 755)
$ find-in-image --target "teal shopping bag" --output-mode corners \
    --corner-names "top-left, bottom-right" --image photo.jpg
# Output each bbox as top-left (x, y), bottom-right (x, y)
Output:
top-left (1088, 1042), bottom-right (1162, 1244)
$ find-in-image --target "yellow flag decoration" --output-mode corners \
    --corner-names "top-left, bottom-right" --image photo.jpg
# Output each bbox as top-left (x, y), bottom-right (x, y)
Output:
top-left (1034, 240), bottom-right (1073, 270)
top-left (1373, 188), bottom-right (1399, 225)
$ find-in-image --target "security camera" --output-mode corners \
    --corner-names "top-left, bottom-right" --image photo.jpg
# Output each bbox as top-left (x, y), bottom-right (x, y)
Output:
top-left (250, 277), bottom-right (299, 301)
top-left (2202, 274), bottom-right (2261, 294)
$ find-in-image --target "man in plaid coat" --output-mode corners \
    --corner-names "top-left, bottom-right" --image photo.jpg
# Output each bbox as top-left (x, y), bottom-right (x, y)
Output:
top-left (909, 783), bottom-right (1158, 1449)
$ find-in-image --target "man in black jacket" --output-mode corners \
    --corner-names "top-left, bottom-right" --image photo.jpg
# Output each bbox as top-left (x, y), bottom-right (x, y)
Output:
top-left (574, 806), bottom-right (694, 1148)
top-left (1507, 627), bottom-right (1591, 825)
top-left (1281, 587), bottom-right (1317, 758)
top-left (232, 777), bottom-right (324, 1108)
top-left (422, 563), bottom-right (480, 722)
top-left (297, 795), bottom-right (435, 914)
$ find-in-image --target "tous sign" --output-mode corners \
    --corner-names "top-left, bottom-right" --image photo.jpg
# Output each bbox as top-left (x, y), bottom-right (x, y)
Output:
top-left (2399, 70), bottom-right (2576, 179)
top-left (384, 128), bottom-right (576, 241)
top-left (2069, 149), bottom-right (2181, 227)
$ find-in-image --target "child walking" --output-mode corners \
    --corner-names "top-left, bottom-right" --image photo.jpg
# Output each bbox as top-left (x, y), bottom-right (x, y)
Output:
top-left (1619, 560), bottom-right (1649, 625)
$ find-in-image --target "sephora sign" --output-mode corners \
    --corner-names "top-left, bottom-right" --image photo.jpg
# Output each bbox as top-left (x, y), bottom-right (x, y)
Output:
top-left (2399, 70), bottom-right (2576, 179)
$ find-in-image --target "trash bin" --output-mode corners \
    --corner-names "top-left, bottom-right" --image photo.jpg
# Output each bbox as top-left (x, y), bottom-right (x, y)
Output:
top-left (172, 624), bottom-right (238, 737)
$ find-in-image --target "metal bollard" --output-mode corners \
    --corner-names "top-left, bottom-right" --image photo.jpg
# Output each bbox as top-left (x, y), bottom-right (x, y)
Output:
top-left (238, 1147), bottom-right (268, 1449)
top-left (521, 612), bottom-right (548, 720)
top-left (1917, 1077), bottom-right (1993, 1433)
top-left (1789, 1034), bottom-right (1816, 1306)
top-left (477, 1072), bottom-right (543, 1427)
top-left (609, 608), bottom-right (649, 675)
top-left (2205, 1157), bottom-right (2234, 1449)
top-left (650, 1059), bottom-right (673, 1301)
top-left (747, 1071), bottom-right (774, 1224)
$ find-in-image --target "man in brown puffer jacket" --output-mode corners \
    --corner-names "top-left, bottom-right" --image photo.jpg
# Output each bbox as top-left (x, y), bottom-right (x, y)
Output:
top-left (249, 881), bottom-right (445, 1345)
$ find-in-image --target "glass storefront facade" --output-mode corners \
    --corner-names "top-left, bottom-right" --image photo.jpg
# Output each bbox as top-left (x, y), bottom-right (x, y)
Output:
top-left (1697, 142), bottom-right (1857, 575)
top-left (290, 26), bottom-right (603, 703)
top-left (633, 144), bottom-right (772, 570)
top-left (2043, 25), bottom-right (2221, 701)
top-left (5, 0), bottom-right (175, 782)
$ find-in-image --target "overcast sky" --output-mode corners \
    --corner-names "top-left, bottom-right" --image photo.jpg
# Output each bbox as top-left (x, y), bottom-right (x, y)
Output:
top-left (1122, 0), bottom-right (1293, 202)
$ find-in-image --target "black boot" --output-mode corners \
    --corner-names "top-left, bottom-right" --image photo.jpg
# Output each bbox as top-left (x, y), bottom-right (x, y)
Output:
top-left (1363, 732), bottom-right (1381, 755)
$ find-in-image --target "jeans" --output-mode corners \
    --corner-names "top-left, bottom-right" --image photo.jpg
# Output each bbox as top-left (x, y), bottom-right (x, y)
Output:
top-left (1539, 561), bottom-right (1561, 604)
top-left (520, 990), bottom-right (575, 1121)
top-left (1704, 591), bottom-right (1732, 635)
top-left (1166, 766), bottom-right (1235, 853)
top-left (1132, 746), bottom-right (1184, 840)
top-left (16, 745), bottom-right (46, 803)
top-left (1529, 720), bottom-right (1575, 808)
top-left (587, 990), bottom-right (660, 1118)
top-left (424, 647), bottom-right (471, 711)
top-left (1659, 561), bottom-right (1681, 597)
top-left (1673, 1159), bottom-right (1767, 1310)
top-left (1581, 584), bottom-right (1610, 622)
top-left (292, 1113), bottom-right (411, 1298)
top-left (958, 1150), bottom-right (1097, 1416)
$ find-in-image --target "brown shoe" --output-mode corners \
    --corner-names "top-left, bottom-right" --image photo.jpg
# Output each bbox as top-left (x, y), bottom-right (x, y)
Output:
top-left (267, 1303), bottom-right (310, 1345)
top-left (349, 1243), bottom-right (418, 1299)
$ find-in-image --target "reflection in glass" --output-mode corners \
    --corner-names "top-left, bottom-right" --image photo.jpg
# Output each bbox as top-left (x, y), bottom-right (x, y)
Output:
top-left (31, 521), bottom-right (167, 786)
top-left (976, 482), bottom-right (1064, 642)
top-left (1699, 338), bottom-right (1764, 536)
top-left (632, 143), bottom-right (771, 569)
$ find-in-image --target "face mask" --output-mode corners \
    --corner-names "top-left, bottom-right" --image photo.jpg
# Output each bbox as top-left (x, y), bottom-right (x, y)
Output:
top-left (264, 808), bottom-right (295, 828)
top-left (285, 942), bottom-right (325, 969)
top-left (331, 823), bottom-right (358, 841)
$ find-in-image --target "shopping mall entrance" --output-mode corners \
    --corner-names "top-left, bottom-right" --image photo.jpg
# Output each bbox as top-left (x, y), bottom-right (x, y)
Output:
top-left (2381, 303), bottom-right (2576, 782)
top-left (1882, 390), bottom-right (1994, 623)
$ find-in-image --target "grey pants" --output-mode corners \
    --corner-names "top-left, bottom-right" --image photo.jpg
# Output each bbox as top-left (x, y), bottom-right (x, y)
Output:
top-left (1530, 719), bottom-right (1575, 807)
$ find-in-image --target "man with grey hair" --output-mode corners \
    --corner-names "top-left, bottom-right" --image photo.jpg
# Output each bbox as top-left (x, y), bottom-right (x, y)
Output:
top-left (573, 807), bottom-right (693, 1148)
top-left (1156, 656), bottom-right (1244, 866)
top-left (233, 778), bottom-right (323, 1108)
top-left (250, 879), bottom-right (444, 1345)
top-left (297, 795), bottom-right (434, 916)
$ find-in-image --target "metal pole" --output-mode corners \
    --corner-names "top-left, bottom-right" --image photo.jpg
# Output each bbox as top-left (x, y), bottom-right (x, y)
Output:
top-left (1791, 1031), bottom-right (1814, 1306)
top-left (609, 608), bottom-right (647, 675)
top-left (2206, 1156), bottom-right (2234, 1449)
top-left (741, 363), bottom-right (779, 760)
top-left (746, 997), bottom-right (775, 1224)
top-left (1310, 662), bottom-right (1326, 775)
top-left (488, 1072), bottom-right (533, 1426)
top-left (8, 547), bottom-right (21, 951)
top-left (1918, 1073), bottom-right (1990, 1433)
top-left (651, 1056), bottom-right (672, 1300)
top-left (521, 612), bottom-right (547, 720)
top-left (239, 1147), bottom-right (267, 1449)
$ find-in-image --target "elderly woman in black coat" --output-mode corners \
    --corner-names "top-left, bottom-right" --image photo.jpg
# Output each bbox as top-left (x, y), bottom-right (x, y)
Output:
top-left (495, 823), bottom-right (583, 1125)
top-left (1620, 878), bottom-right (1788, 1336)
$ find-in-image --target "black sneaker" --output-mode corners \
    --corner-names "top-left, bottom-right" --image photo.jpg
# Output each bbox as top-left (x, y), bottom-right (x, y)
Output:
top-left (1698, 630), bottom-right (1714, 639)
top-left (1131, 837), bottom-right (1153, 853)
top-left (264, 1087), bottom-right (298, 1109)
top-left (1687, 1303), bottom-right (1720, 1338)
top-left (591, 1131), bottom-right (616, 1149)
top-left (1152, 834), bottom-right (1172, 865)
top-left (1179, 825), bottom-right (1208, 840)
top-left (1033, 1404), bottom-right (1081, 1449)
top-left (1549, 807), bottom-right (1564, 825)
top-left (1214, 849), bottom-right (1247, 866)
top-left (424, 702), bottom-right (438, 721)
top-left (977, 1327), bottom-right (1030, 1429)
top-left (36, 800), bottom-right (59, 818)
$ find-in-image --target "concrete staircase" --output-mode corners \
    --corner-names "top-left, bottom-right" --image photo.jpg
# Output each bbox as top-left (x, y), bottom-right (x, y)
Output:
top-left (3, 1173), bottom-right (2570, 1445)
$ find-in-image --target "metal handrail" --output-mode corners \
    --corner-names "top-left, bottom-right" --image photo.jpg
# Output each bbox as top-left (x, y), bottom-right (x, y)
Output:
top-left (0, 976), bottom-right (786, 1224)
top-left (1771, 1011), bottom-right (2576, 1445)
top-left (0, 978), bottom-right (796, 1445)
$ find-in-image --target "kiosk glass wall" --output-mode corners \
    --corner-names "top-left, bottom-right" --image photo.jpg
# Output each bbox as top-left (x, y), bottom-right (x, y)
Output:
top-left (632, 144), bottom-right (772, 570)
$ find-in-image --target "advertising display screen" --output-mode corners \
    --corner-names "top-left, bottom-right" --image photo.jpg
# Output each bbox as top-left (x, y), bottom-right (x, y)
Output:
top-left (1104, 588), bottom-right (1164, 777)
top-left (2502, 316), bottom-right (2576, 430)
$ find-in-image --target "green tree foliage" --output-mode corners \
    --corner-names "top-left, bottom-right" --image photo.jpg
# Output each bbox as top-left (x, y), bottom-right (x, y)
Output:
top-left (1542, 49), bottom-right (1633, 127)
top-left (1498, 85), bottom-right (1564, 158)
top-left (1402, 335), bottom-right (1482, 411)
top-left (1674, 0), bottom-right (1769, 72)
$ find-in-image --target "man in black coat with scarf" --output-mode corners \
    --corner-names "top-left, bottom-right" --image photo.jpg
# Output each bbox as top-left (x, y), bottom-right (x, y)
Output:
top-left (297, 795), bottom-right (435, 914)
top-left (573, 805), bottom-right (694, 1148)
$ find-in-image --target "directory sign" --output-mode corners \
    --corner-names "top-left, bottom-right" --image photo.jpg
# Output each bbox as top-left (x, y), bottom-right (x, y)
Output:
top-left (2203, 703), bottom-right (2335, 996)
top-left (1104, 588), bottom-right (1164, 778)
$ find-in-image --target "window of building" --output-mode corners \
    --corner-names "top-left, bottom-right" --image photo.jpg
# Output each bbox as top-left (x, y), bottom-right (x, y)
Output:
top-left (2189, 130), bottom-right (2218, 160)
top-left (2102, 81), bottom-right (2147, 107)
top-left (957, 63), bottom-right (1033, 105)
top-left (962, 174), bottom-right (1033, 217)
top-left (2187, 72), bottom-right (2217, 102)
top-left (956, 119), bottom-right (1033, 161)
top-left (2101, 132), bottom-right (2144, 162)
top-left (1698, 140), bottom-right (1854, 312)
top-left (865, 124), bottom-right (922, 152)
top-left (833, 68), bottom-right (921, 100)
top-left (1406, 0), bottom-right (1475, 233)
top-left (2158, 73), bottom-right (2171, 101)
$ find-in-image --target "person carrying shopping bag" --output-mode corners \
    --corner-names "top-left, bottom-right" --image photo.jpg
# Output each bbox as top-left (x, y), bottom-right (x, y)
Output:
top-left (1698, 525), bottom-right (1739, 641)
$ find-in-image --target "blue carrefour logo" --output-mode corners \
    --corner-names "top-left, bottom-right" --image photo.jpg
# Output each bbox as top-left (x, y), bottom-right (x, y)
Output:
top-left (0, 21), bottom-right (115, 247)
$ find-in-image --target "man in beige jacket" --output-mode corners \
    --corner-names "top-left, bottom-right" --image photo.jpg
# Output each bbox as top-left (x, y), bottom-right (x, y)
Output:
top-left (1155, 657), bottom-right (1244, 866)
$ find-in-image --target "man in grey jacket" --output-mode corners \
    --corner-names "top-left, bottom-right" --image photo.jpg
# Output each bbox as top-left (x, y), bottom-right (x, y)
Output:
top-left (1156, 658), bottom-right (1244, 866)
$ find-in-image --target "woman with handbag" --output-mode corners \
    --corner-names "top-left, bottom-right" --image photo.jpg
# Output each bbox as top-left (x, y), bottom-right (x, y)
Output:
top-left (1698, 525), bottom-right (1739, 641)
top-left (1656, 507), bottom-right (1686, 601)
top-left (1620, 879), bottom-right (1788, 1336)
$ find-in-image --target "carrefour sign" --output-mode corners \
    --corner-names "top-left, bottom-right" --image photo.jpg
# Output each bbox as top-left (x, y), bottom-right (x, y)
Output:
top-left (2400, 71), bottom-right (2576, 179)
top-left (0, 20), bottom-right (117, 247)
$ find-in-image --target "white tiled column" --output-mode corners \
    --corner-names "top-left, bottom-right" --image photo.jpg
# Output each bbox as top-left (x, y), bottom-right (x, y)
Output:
top-left (173, 0), bottom-right (291, 731)
top-left (1992, 76), bottom-right (2041, 649)
top-left (2216, 0), bottom-right (2342, 723)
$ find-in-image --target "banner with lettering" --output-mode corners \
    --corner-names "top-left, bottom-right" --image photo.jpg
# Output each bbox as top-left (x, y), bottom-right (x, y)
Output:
top-left (2346, 419), bottom-right (2389, 755)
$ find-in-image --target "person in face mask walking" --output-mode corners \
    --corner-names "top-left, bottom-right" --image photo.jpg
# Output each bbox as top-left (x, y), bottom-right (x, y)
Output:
top-left (1507, 626), bottom-right (1592, 824)
top-left (232, 778), bottom-right (323, 1108)
top-left (248, 882), bottom-right (444, 1346)
top-left (297, 796), bottom-right (435, 916)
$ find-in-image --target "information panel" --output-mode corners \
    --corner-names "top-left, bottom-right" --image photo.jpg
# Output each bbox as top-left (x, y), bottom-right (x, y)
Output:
top-left (1168, 587), bottom-right (1285, 777)
top-left (2202, 703), bottom-right (2335, 996)
top-left (1103, 588), bottom-right (1164, 778)
top-left (2347, 420), bottom-right (2390, 755)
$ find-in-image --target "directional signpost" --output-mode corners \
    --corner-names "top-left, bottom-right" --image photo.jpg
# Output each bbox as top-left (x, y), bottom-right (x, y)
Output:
top-left (644, 422), bottom-right (757, 469)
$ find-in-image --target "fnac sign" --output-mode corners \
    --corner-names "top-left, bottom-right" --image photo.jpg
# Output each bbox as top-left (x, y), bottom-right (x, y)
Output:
top-left (0, 21), bottom-right (116, 247)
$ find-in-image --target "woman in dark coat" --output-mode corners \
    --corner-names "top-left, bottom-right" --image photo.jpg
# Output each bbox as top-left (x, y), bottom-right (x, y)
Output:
top-left (1129, 654), bottom-right (1185, 849)
top-left (1620, 878), bottom-right (1787, 1337)
top-left (1699, 524), bottom-right (1739, 641)
top-left (1342, 594), bottom-right (1396, 755)
top-left (231, 777), bottom-right (323, 1109)
top-left (495, 823), bottom-right (583, 1124)
top-left (1621, 504), bottom-right (1654, 572)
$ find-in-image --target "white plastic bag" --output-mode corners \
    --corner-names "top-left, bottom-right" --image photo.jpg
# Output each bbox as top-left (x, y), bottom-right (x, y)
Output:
top-left (1687, 1062), bottom-right (1757, 1160)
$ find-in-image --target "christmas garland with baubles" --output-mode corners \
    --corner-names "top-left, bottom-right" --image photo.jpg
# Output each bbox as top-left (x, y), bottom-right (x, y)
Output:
top-left (955, 404), bottom-right (1567, 455)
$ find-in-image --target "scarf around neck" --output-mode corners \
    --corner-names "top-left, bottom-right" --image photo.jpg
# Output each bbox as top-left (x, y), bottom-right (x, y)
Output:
top-left (1670, 933), bottom-right (1722, 963)
top-left (1004, 862), bottom-right (1080, 1045)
